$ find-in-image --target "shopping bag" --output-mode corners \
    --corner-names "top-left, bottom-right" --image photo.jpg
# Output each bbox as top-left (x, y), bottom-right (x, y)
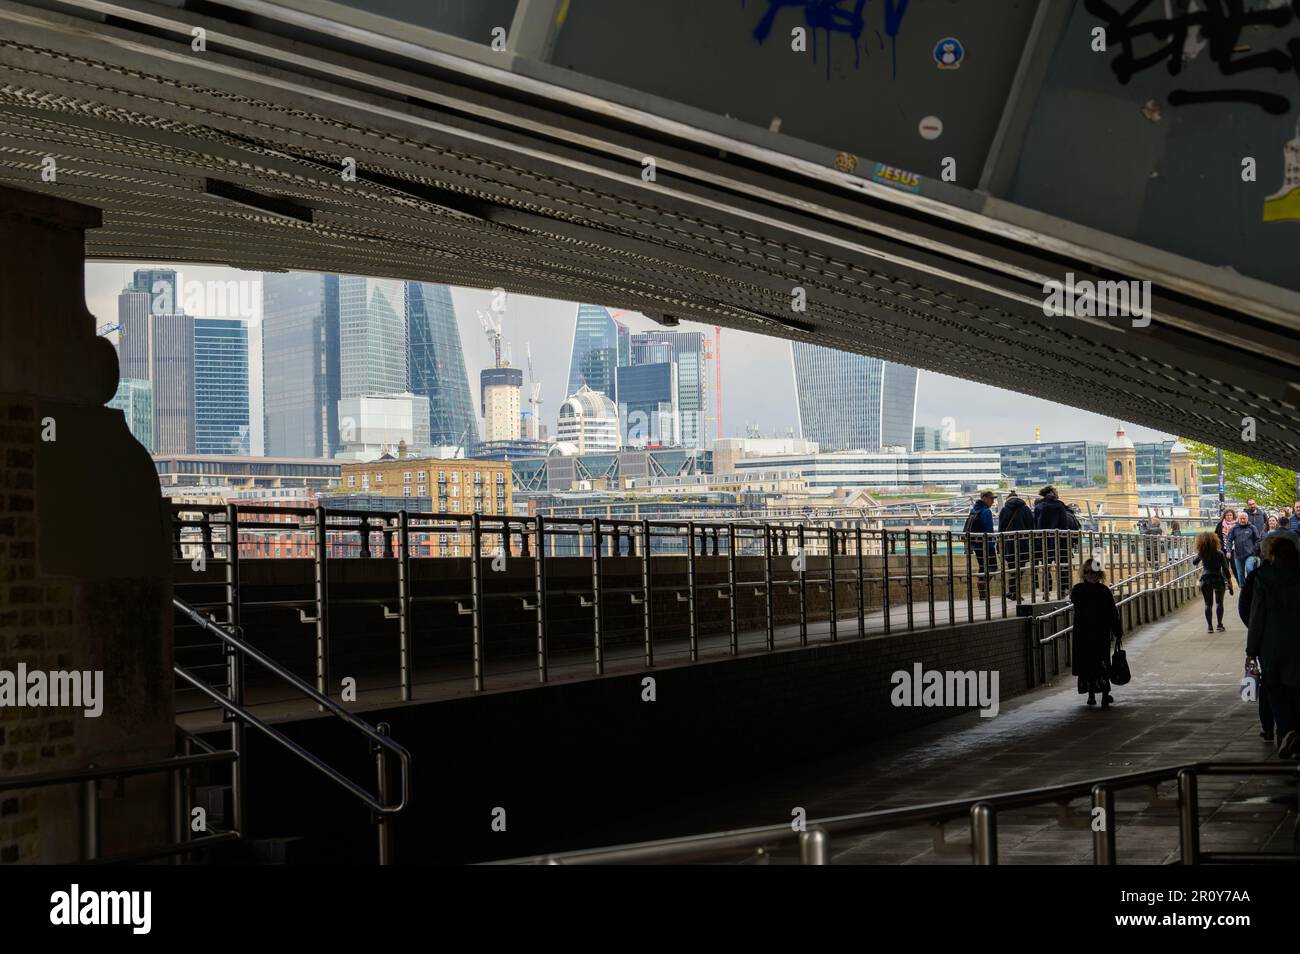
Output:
top-left (1109, 640), bottom-right (1131, 686)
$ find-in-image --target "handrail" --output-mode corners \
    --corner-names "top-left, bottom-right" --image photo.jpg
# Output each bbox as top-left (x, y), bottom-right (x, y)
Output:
top-left (1037, 555), bottom-right (1196, 643)
top-left (496, 759), bottom-right (1300, 865)
top-left (173, 596), bottom-right (412, 815)
top-left (0, 750), bottom-right (235, 793)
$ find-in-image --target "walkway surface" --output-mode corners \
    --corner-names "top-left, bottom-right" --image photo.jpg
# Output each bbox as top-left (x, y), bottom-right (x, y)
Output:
top-left (650, 597), bottom-right (1297, 864)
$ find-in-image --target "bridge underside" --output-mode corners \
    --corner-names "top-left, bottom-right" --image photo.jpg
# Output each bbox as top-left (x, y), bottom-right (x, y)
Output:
top-left (1, 1), bottom-right (1298, 465)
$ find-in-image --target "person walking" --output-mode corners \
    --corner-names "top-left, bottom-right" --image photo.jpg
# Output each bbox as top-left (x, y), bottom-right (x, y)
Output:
top-left (963, 491), bottom-right (996, 600)
top-left (1243, 499), bottom-right (1269, 539)
top-left (1192, 532), bottom-right (1233, 633)
top-left (1071, 558), bottom-right (1123, 708)
top-left (1246, 534), bottom-right (1300, 758)
top-left (1288, 502), bottom-right (1300, 534)
top-left (1238, 529), bottom-right (1298, 743)
top-left (1033, 485), bottom-right (1079, 597)
top-left (1267, 515), bottom-right (1281, 533)
top-left (1226, 512), bottom-right (1262, 583)
top-left (998, 490), bottom-right (1035, 601)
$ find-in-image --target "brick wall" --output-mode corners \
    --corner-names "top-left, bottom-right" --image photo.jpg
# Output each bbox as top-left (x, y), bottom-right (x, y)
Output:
top-left (0, 396), bottom-right (78, 864)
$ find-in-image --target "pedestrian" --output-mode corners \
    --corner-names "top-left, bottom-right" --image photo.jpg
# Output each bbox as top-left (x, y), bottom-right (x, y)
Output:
top-left (1243, 499), bottom-right (1269, 539)
top-left (1141, 514), bottom-right (1164, 564)
top-left (1267, 515), bottom-right (1281, 533)
top-left (1238, 529), bottom-right (1299, 743)
top-left (1289, 502), bottom-right (1300, 534)
top-left (1192, 531), bottom-right (1232, 633)
top-left (963, 491), bottom-right (996, 600)
top-left (1218, 508), bottom-right (1238, 581)
top-left (1033, 485), bottom-right (1079, 597)
top-left (1071, 558), bottom-right (1122, 708)
top-left (1246, 533), bottom-right (1300, 758)
top-left (998, 490), bottom-right (1035, 601)
top-left (1226, 512), bottom-right (1262, 582)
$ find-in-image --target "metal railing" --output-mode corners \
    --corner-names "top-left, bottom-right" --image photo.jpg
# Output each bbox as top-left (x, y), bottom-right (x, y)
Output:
top-left (173, 596), bottom-right (412, 864)
top-left (0, 734), bottom-right (240, 864)
top-left (499, 760), bottom-right (1298, 865)
top-left (169, 503), bottom-right (1194, 700)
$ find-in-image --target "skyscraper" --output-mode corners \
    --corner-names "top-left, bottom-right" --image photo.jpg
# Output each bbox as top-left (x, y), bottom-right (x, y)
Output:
top-left (261, 272), bottom-right (340, 458)
top-left (616, 362), bottom-right (679, 447)
top-left (790, 344), bottom-right (918, 452)
top-left (150, 312), bottom-right (195, 455)
top-left (108, 378), bottom-right (152, 452)
top-left (194, 317), bottom-right (251, 456)
top-left (630, 330), bottom-right (709, 449)
top-left (406, 282), bottom-right (478, 448)
top-left (566, 304), bottom-right (625, 399)
top-left (338, 277), bottom-right (406, 399)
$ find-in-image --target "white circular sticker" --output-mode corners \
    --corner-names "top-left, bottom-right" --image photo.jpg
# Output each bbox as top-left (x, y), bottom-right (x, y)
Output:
top-left (919, 116), bottom-right (944, 140)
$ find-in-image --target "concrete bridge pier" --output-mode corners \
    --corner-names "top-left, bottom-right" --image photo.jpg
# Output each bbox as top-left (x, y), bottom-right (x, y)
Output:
top-left (0, 185), bottom-right (173, 862)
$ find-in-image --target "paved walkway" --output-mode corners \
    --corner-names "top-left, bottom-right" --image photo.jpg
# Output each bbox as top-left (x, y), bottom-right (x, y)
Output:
top-left (680, 598), bottom-right (1296, 864)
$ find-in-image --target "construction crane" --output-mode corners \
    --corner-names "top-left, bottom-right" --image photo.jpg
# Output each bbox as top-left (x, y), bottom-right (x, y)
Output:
top-left (525, 342), bottom-right (543, 441)
top-left (96, 322), bottom-right (120, 337)
top-left (477, 309), bottom-right (505, 368)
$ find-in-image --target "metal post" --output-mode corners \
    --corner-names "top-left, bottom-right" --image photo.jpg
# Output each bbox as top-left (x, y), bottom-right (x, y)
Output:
top-left (592, 517), bottom-right (604, 676)
top-left (1028, 529), bottom-right (1037, 604)
top-left (640, 519), bottom-right (653, 668)
top-left (964, 531), bottom-right (974, 622)
top-left (1178, 769), bottom-right (1200, 865)
top-left (925, 531), bottom-right (935, 628)
top-left (799, 828), bottom-right (830, 865)
top-left (881, 530), bottom-right (892, 634)
top-left (313, 505), bottom-right (330, 712)
top-left (470, 513), bottom-right (484, 691)
top-left (224, 504), bottom-right (240, 629)
top-left (763, 524), bottom-right (775, 651)
top-left (828, 529), bottom-right (838, 642)
top-left (904, 528), bottom-right (914, 631)
top-left (999, 534), bottom-right (1007, 618)
top-left (727, 526), bottom-right (739, 655)
top-left (686, 521), bottom-right (698, 662)
top-left (946, 530), bottom-right (955, 626)
top-left (170, 766), bottom-right (184, 865)
top-left (971, 802), bottom-right (997, 865)
top-left (82, 776), bottom-right (100, 861)
top-left (855, 526), bottom-right (865, 639)
top-left (535, 515), bottom-right (549, 683)
top-left (375, 722), bottom-right (392, 865)
top-left (398, 510), bottom-right (412, 702)
top-left (797, 524), bottom-right (808, 646)
top-left (1092, 784), bottom-right (1116, 865)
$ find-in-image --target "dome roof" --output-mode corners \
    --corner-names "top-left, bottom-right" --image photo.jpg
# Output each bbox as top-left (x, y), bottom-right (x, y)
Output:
top-left (559, 385), bottom-right (617, 419)
top-left (1169, 439), bottom-right (1190, 455)
top-left (548, 441), bottom-right (580, 457)
top-left (1107, 425), bottom-right (1134, 451)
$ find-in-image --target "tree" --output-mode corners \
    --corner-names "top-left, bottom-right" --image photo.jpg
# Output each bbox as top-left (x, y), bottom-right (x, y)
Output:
top-left (1182, 440), bottom-right (1297, 511)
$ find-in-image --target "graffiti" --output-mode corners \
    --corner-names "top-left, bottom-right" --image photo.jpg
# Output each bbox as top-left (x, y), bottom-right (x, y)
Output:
top-left (1263, 118), bottom-right (1300, 221)
top-left (1085, 0), bottom-right (1300, 114)
top-left (748, 0), bottom-right (908, 79)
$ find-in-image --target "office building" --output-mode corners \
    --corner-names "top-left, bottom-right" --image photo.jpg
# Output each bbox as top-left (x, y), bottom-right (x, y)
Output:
top-left (790, 344), bottom-right (917, 451)
top-left (338, 276), bottom-right (406, 399)
top-left (734, 448), bottom-right (1001, 494)
top-left (630, 330), bottom-right (709, 448)
top-left (149, 311), bottom-right (195, 455)
top-left (154, 454), bottom-right (341, 490)
top-left (261, 272), bottom-right (340, 458)
top-left (555, 386), bottom-right (622, 454)
top-left (566, 304), bottom-right (626, 399)
top-left (406, 282), bottom-right (479, 449)
top-left (480, 366), bottom-right (524, 443)
top-left (968, 440), bottom-right (1108, 489)
top-left (108, 378), bottom-right (152, 452)
top-left (335, 393), bottom-right (431, 461)
top-left (616, 362), bottom-right (679, 447)
top-left (1134, 440), bottom-right (1174, 486)
top-left (914, 426), bottom-right (947, 452)
top-left (194, 317), bottom-right (251, 456)
top-left (116, 287), bottom-right (152, 382)
top-left (711, 436), bottom-right (820, 475)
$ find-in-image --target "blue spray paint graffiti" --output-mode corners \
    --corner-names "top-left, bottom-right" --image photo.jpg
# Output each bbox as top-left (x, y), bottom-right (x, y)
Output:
top-left (747, 0), bottom-right (907, 79)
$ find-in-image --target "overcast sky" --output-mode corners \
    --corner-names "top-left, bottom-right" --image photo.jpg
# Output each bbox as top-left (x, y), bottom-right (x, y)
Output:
top-left (86, 263), bottom-right (1174, 451)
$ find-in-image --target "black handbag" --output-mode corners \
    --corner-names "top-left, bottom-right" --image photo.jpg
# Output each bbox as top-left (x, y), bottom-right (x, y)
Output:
top-left (1109, 638), bottom-right (1131, 686)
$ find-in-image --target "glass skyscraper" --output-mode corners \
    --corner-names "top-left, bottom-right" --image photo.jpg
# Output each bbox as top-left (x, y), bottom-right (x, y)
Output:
top-left (407, 282), bottom-right (478, 448)
top-left (629, 330), bottom-right (709, 449)
top-left (262, 272), bottom-right (340, 459)
top-left (339, 277), bottom-right (407, 399)
top-left (566, 304), bottom-right (626, 399)
top-left (150, 312), bottom-right (195, 455)
top-left (108, 378), bottom-right (152, 452)
top-left (194, 317), bottom-right (251, 456)
top-left (790, 344), bottom-right (918, 452)
top-left (616, 362), bottom-right (679, 446)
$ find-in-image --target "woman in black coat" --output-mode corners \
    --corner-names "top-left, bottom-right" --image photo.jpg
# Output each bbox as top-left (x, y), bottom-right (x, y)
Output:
top-left (1071, 558), bottom-right (1124, 707)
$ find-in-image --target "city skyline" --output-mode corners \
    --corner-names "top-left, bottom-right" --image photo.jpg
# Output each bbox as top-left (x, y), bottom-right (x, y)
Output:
top-left (86, 263), bottom-right (1177, 456)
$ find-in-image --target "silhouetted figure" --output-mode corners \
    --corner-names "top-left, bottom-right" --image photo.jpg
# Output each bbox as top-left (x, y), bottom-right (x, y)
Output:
top-left (1246, 533), bottom-right (1300, 758)
top-left (1071, 559), bottom-right (1122, 708)
top-left (998, 490), bottom-right (1035, 601)
top-left (1192, 531), bottom-right (1232, 633)
top-left (963, 491), bottom-right (996, 599)
top-left (1034, 485), bottom-right (1079, 597)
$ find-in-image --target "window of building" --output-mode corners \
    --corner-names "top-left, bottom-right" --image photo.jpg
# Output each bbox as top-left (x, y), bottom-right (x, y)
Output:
top-left (451, 472), bottom-right (459, 483)
top-left (417, 484), bottom-right (426, 495)
top-left (438, 471), bottom-right (446, 482)
top-left (403, 487), bottom-right (412, 497)
top-left (375, 473), bottom-right (384, 484)
top-left (404, 472), bottom-right (411, 483)
top-left (347, 476), bottom-right (355, 488)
